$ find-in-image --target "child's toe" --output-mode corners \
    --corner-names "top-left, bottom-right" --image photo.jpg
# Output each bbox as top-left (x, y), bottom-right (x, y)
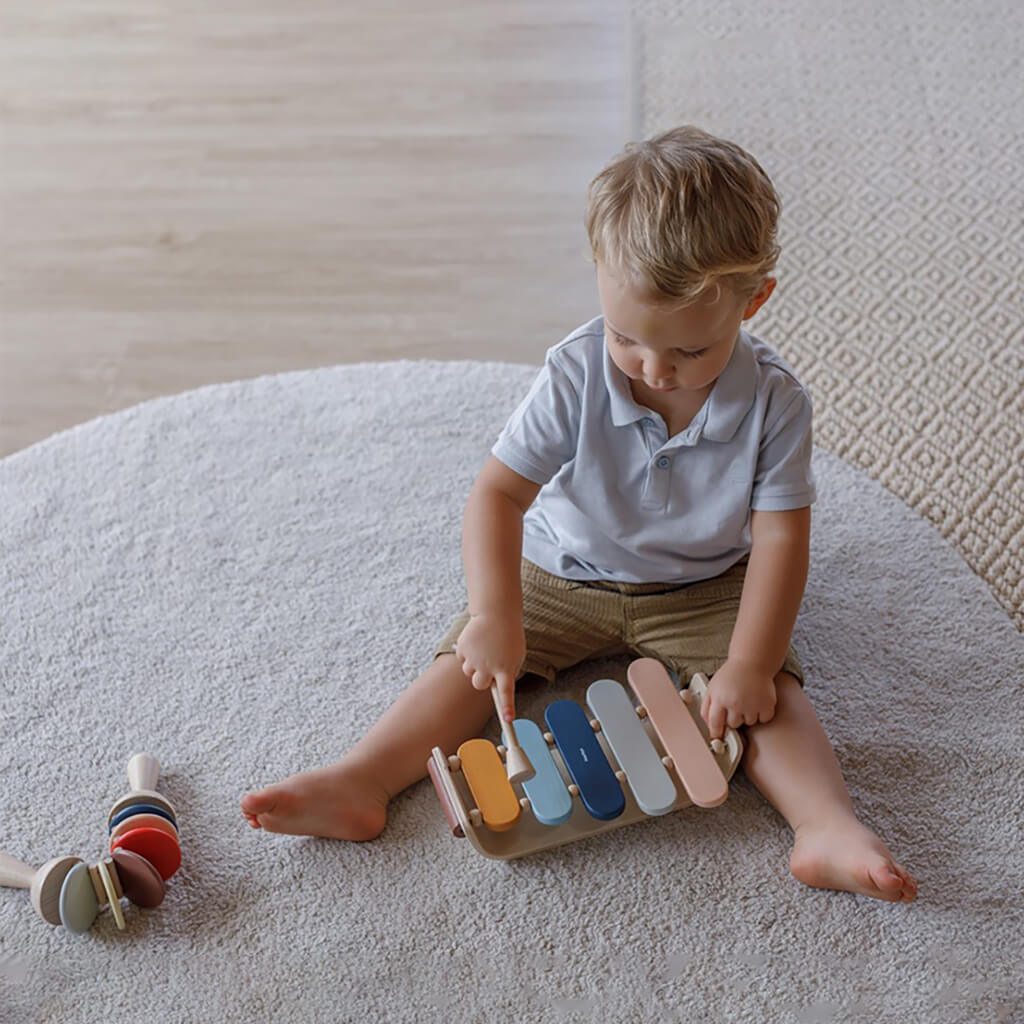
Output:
top-left (241, 787), bottom-right (279, 817)
top-left (874, 861), bottom-right (917, 902)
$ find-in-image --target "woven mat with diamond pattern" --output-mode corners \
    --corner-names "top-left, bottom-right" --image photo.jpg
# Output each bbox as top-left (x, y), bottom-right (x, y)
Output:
top-left (629, 0), bottom-right (1023, 627)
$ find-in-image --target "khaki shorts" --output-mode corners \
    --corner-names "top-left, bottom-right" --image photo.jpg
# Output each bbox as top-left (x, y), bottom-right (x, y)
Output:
top-left (435, 559), bottom-right (804, 685)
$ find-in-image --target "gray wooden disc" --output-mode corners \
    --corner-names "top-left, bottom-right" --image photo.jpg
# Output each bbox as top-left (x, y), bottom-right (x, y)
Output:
top-left (59, 862), bottom-right (99, 934)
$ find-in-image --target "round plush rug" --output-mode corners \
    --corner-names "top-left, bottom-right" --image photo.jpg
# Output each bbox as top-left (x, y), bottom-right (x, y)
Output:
top-left (1, 362), bottom-right (1021, 1024)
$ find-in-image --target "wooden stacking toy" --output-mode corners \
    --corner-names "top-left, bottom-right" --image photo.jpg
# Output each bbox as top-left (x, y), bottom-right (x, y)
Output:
top-left (0, 753), bottom-right (178, 934)
top-left (0, 848), bottom-right (166, 933)
top-left (428, 659), bottom-right (743, 859)
top-left (107, 753), bottom-right (181, 881)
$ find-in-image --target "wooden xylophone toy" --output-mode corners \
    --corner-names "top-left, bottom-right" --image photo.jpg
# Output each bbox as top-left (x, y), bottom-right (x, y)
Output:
top-left (428, 658), bottom-right (743, 859)
top-left (0, 753), bottom-right (181, 934)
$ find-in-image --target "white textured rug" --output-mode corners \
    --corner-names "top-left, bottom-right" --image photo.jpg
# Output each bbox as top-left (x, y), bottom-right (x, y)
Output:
top-left (629, 0), bottom-right (1024, 628)
top-left (1, 362), bottom-right (1022, 1024)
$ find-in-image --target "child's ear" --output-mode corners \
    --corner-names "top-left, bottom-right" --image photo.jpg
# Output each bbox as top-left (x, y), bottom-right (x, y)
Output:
top-left (742, 277), bottom-right (777, 319)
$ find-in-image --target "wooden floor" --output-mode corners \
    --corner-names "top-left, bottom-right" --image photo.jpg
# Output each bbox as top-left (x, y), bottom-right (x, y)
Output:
top-left (0, 1), bottom-right (625, 456)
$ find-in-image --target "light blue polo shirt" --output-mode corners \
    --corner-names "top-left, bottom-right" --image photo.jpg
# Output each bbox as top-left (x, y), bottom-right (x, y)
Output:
top-left (492, 316), bottom-right (816, 584)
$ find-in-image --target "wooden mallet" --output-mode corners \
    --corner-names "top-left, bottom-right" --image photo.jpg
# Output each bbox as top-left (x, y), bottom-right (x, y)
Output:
top-left (490, 684), bottom-right (535, 783)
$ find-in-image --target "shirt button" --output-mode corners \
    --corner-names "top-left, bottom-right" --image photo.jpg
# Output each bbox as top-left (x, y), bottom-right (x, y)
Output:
top-left (656, 456), bottom-right (671, 469)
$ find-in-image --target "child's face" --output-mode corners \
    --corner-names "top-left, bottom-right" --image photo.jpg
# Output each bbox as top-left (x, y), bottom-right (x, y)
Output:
top-left (597, 264), bottom-right (775, 406)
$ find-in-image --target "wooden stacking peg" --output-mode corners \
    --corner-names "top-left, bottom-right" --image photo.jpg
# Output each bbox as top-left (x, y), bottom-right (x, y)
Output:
top-left (108, 752), bottom-right (177, 825)
top-left (490, 685), bottom-right (535, 784)
top-left (0, 851), bottom-right (83, 926)
top-left (107, 752), bottom-right (181, 881)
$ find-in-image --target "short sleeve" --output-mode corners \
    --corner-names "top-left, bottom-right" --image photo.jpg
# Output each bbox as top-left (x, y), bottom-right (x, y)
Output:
top-left (750, 387), bottom-right (816, 511)
top-left (491, 349), bottom-right (582, 485)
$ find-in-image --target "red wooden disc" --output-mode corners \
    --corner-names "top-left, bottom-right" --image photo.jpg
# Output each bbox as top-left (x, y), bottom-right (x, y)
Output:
top-left (111, 827), bottom-right (181, 880)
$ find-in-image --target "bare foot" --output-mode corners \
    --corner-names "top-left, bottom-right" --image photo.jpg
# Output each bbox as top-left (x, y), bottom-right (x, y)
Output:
top-left (790, 816), bottom-right (918, 902)
top-left (240, 762), bottom-right (389, 841)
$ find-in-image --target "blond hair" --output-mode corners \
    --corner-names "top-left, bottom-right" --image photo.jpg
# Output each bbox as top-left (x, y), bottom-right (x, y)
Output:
top-left (585, 125), bottom-right (781, 305)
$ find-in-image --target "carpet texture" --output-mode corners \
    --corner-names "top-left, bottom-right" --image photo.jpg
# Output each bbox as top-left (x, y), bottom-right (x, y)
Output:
top-left (629, 0), bottom-right (1024, 628)
top-left (1, 361), bottom-right (1022, 1024)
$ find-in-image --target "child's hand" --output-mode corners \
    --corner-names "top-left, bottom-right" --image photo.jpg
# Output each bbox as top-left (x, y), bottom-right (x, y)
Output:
top-left (455, 612), bottom-right (525, 721)
top-left (700, 660), bottom-right (777, 740)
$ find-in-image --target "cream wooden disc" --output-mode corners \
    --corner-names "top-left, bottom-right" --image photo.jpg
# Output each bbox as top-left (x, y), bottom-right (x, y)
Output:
top-left (97, 861), bottom-right (125, 930)
top-left (108, 789), bottom-right (177, 824)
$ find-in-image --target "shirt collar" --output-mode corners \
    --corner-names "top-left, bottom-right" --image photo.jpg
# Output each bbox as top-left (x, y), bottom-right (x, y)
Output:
top-left (702, 329), bottom-right (758, 442)
top-left (602, 326), bottom-right (758, 440)
top-left (603, 338), bottom-right (650, 427)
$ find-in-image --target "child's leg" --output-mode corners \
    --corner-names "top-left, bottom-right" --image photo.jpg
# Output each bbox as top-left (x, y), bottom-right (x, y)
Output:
top-left (242, 562), bottom-right (627, 841)
top-left (742, 672), bottom-right (918, 902)
top-left (240, 654), bottom-right (492, 840)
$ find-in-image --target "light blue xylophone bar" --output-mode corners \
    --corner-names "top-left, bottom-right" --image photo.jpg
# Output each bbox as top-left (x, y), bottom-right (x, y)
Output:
top-left (513, 718), bottom-right (573, 826)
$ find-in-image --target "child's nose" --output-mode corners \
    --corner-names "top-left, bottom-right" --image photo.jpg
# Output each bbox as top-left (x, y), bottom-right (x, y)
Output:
top-left (644, 352), bottom-right (675, 379)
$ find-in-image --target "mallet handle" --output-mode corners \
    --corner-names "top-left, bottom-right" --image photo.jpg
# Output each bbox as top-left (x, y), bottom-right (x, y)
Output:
top-left (490, 686), bottom-right (520, 749)
top-left (0, 851), bottom-right (35, 889)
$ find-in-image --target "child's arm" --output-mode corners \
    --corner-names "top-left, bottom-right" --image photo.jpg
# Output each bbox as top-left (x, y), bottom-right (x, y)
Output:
top-left (457, 456), bottom-right (542, 723)
top-left (701, 505), bottom-right (811, 740)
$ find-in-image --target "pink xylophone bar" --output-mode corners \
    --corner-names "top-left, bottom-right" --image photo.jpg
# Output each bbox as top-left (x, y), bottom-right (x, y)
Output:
top-left (428, 658), bottom-right (743, 860)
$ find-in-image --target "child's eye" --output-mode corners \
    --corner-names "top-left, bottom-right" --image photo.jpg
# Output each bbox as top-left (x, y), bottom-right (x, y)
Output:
top-left (677, 348), bottom-right (708, 359)
top-left (612, 333), bottom-right (633, 347)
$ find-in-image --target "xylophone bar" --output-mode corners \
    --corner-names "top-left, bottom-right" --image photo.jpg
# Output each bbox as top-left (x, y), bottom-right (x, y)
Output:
top-left (586, 678), bottom-right (677, 816)
top-left (545, 700), bottom-right (626, 821)
top-left (428, 662), bottom-right (743, 860)
top-left (457, 739), bottom-right (521, 831)
top-left (515, 720), bottom-right (573, 826)
top-left (627, 659), bottom-right (728, 808)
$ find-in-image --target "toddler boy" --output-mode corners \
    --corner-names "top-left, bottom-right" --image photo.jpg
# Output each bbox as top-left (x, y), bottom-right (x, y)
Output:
top-left (242, 126), bottom-right (917, 902)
